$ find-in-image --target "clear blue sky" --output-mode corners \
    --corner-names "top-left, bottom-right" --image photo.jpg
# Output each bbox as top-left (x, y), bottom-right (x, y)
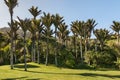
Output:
top-left (1, 0), bottom-right (120, 32)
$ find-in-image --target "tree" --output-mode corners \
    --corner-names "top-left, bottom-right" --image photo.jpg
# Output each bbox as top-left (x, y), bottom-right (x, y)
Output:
top-left (85, 19), bottom-right (97, 51)
top-left (8, 21), bottom-right (19, 63)
top-left (41, 12), bottom-right (53, 66)
top-left (4, 0), bottom-right (18, 69)
top-left (32, 19), bottom-right (43, 64)
top-left (94, 29), bottom-right (110, 51)
top-left (111, 21), bottom-right (120, 43)
top-left (57, 23), bottom-right (69, 46)
top-left (29, 6), bottom-right (41, 62)
top-left (17, 17), bottom-right (31, 71)
top-left (29, 6), bottom-right (41, 19)
top-left (71, 20), bottom-right (84, 63)
top-left (52, 14), bottom-right (64, 66)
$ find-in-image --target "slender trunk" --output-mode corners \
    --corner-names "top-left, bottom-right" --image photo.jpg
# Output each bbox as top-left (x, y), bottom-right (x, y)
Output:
top-left (95, 39), bottom-right (97, 51)
top-left (24, 32), bottom-right (27, 71)
top-left (10, 13), bottom-right (14, 69)
top-left (14, 37), bottom-right (17, 63)
top-left (45, 36), bottom-right (49, 66)
top-left (85, 38), bottom-right (87, 53)
top-left (37, 33), bottom-right (40, 64)
top-left (80, 36), bottom-right (83, 63)
top-left (33, 35), bottom-right (36, 62)
top-left (55, 27), bottom-right (58, 66)
top-left (117, 32), bottom-right (119, 43)
top-left (31, 41), bottom-right (34, 62)
top-left (74, 35), bottom-right (77, 58)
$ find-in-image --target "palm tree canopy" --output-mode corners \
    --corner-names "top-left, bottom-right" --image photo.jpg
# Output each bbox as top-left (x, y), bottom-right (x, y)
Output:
top-left (4, 0), bottom-right (18, 15)
top-left (71, 20), bottom-right (84, 37)
top-left (29, 6), bottom-right (41, 19)
top-left (111, 21), bottom-right (120, 33)
top-left (86, 19), bottom-right (97, 38)
top-left (17, 17), bottom-right (31, 32)
top-left (8, 20), bottom-right (19, 32)
top-left (32, 19), bottom-right (43, 33)
top-left (57, 23), bottom-right (69, 40)
top-left (41, 12), bottom-right (53, 28)
top-left (94, 28), bottom-right (110, 44)
top-left (52, 14), bottom-right (64, 27)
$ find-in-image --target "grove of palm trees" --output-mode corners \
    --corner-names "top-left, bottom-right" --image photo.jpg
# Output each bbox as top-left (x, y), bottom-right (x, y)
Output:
top-left (1, 0), bottom-right (120, 74)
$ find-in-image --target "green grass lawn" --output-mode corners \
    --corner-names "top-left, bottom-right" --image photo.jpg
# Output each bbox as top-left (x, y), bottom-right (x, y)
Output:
top-left (0, 63), bottom-right (120, 80)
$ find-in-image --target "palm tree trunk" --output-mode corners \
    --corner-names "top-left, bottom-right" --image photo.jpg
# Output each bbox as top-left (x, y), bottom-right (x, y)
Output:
top-left (85, 38), bottom-right (87, 53)
top-left (24, 32), bottom-right (27, 71)
top-left (37, 33), bottom-right (40, 64)
top-left (55, 27), bottom-right (58, 66)
top-left (45, 36), bottom-right (49, 66)
top-left (10, 13), bottom-right (14, 69)
top-left (80, 36), bottom-right (83, 63)
top-left (33, 35), bottom-right (36, 62)
top-left (117, 32), bottom-right (119, 43)
top-left (31, 41), bottom-right (34, 62)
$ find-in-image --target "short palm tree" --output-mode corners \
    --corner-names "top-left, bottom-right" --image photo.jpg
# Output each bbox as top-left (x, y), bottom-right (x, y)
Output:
top-left (41, 12), bottom-right (53, 66)
top-left (52, 14), bottom-right (64, 66)
top-left (111, 21), bottom-right (120, 43)
top-left (17, 17), bottom-right (31, 71)
top-left (4, 0), bottom-right (18, 69)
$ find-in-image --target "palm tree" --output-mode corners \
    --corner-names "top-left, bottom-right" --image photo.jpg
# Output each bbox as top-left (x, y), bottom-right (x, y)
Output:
top-left (17, 17), bottom-right (31, 71)
top-left (71, 20), bottom-right (84, 63)
top-left (52, 14), bottom-right (64, 66)
top-left (57, 23), bottom-right (69, 46)
top-left (41, 12), bottom-right (53, 66)
top-left (85, 19), bottom-right (97, 51)
top-left (93, 29), bottom-right (110, 51)
top-left (29, 6), bottom-right (41, 19)
top-left (4, 0), bottom-right (18, 69)
top-left (71, 23), bottom-right (78, 60)
top-left (29, 6), bottom-right (41, 62)
top-left (8, 21), bottom-right (19, 63)
top-left (32, 19), bottom-right (43, 64)
top-left (111, 21), bottom-right (120, 43)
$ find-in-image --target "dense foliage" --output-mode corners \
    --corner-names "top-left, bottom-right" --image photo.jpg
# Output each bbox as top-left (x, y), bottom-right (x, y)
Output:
top-left (1, 0), bottom-right (120, 70)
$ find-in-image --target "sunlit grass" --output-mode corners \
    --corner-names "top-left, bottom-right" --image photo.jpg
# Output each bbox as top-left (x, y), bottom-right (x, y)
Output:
top-left (0, 63), bottom-right (120, 80)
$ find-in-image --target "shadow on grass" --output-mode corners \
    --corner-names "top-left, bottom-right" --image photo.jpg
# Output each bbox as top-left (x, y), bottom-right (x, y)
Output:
top-left (26, 70), bottom-right (120, 79)
top-left (80, 73), bottom-right (120, 78)
top-left (1, 76), bottom-right (27, 80)
top-left (14, 64), bottom-right (40, 68)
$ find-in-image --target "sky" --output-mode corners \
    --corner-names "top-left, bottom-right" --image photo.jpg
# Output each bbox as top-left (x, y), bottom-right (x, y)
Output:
top-left (1, 0), bottom-right (120, 34)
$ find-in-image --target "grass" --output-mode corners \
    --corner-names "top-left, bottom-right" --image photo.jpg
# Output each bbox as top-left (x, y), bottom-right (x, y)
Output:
top-left (0, 63), bottom-right (120, 80)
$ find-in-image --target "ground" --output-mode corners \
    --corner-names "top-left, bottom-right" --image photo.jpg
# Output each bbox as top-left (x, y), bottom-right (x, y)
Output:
top-left (0, 63), bottom-right (120, 80)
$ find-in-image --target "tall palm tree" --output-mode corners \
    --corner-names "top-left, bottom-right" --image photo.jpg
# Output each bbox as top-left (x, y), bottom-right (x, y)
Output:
top-left (8, 21), bottom-right (19, 63)
top-left (85, 19), bottom-right (97, 51)
top-left (71, 20), bottom-right (84, 63)
top-left (52, 14), bottom-right (64, 66)
top-left (41, 12), bottom-right (53, 66)
top-left (71, 23), bottom-right (78, 60)
top-left (111, 21), bottom-right (120, 43)
top-left (32, 19), bottom-right (43, 64)
top-left (17, 17), bottom-right (31, 71)
top-left (93, 29), bottom-right (110, 51)
top-left (4, 0), bottom-right (18, 69)
top-left (29, 6), bottom-right (41, 62)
